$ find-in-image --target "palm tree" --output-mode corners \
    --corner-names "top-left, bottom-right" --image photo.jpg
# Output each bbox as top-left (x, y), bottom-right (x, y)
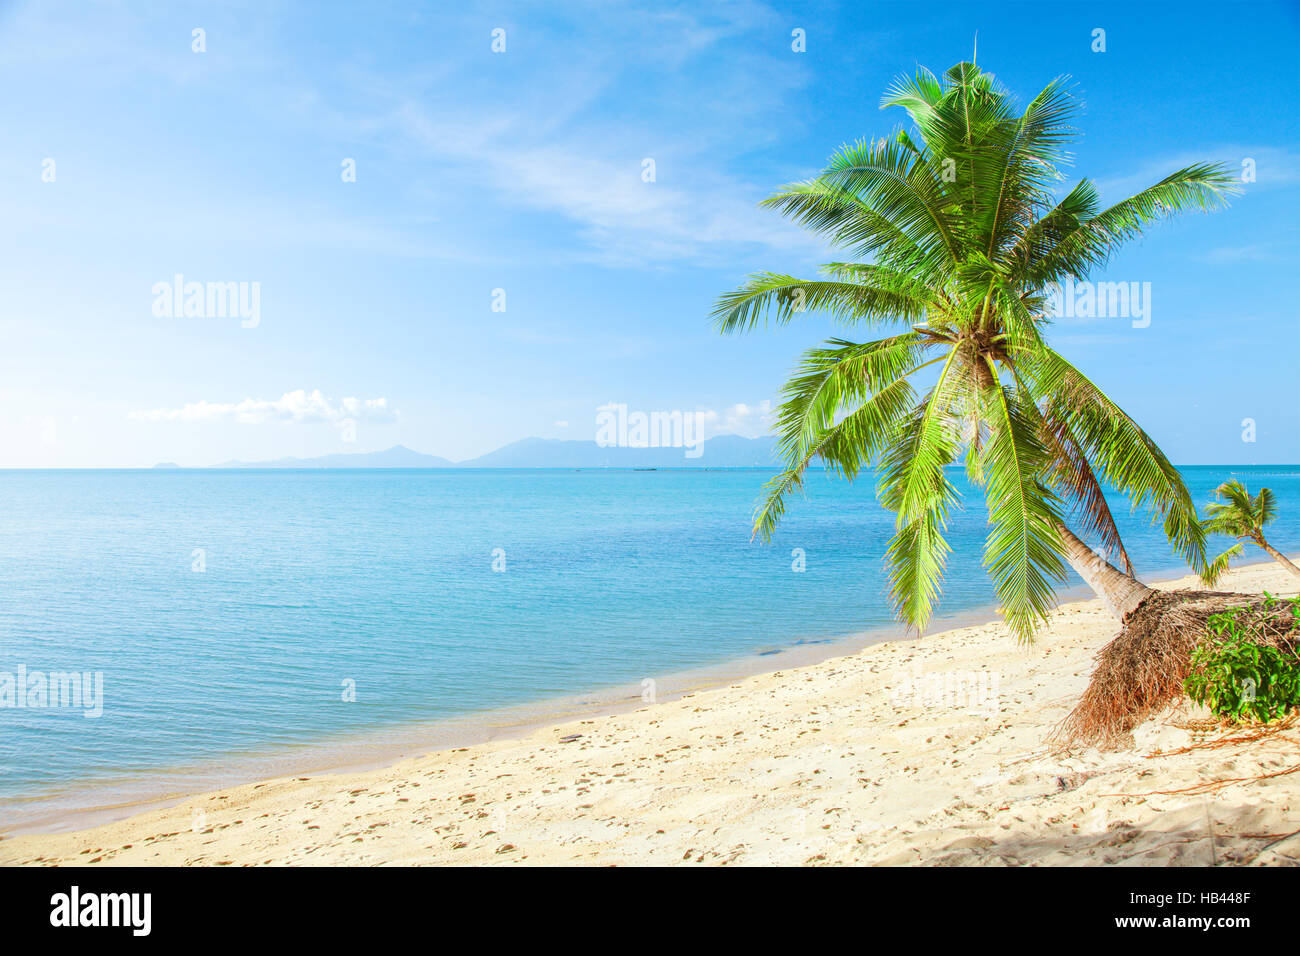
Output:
top-left (1199, 481), bottom-right (1300, 584)
top-left (714, 62), bottom-right (1236, 641)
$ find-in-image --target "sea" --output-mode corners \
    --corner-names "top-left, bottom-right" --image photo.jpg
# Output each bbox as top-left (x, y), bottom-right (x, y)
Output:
top-left (1, 465), bottom-right (1296, 831)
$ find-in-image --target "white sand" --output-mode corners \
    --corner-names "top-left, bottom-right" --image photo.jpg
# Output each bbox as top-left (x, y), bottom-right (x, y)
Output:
top-left (3, 561), bottom-right (1298, 866)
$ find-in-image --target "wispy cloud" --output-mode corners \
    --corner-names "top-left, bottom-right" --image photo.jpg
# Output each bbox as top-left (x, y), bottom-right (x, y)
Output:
top-left (1093, 145), bottom-right (1300, 203)
top-left (129, 390), bottom-right (396, 425)
top-left (1194, 243), bottom-right (1284, 264)
top-left (1050, 333), bottom-right (1137, 349)
top-left (335, 3), bottom-right (820, 266)
top-left (385, 105), bottom-right (816, 267)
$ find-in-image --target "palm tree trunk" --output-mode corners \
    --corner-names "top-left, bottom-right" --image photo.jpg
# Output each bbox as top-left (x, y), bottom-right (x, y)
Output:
top-left (1257, 537), bottom-right (1300, 580)
top-left (1055, 521), bottom-right (1156, 621)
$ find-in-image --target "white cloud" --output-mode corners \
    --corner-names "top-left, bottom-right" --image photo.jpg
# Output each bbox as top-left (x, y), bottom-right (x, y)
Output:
top-left (697, 400), bottom-right (774, 439)
top-left (129, 390), bottom-right (396, 426)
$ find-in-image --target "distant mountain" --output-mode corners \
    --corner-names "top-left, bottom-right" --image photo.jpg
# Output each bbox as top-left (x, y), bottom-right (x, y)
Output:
top-left (215, 444), bottom-right (455, 468)
top-left (207, 437), bottom-right (780, 469)
top-left (152, 462), bottom-right (181, 469)
top-left (455, 435), bottom-right (780, 468)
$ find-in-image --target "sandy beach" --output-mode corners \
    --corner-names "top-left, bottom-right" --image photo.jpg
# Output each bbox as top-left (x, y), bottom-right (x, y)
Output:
top-left (3, 560), bottom-right (1298, 867)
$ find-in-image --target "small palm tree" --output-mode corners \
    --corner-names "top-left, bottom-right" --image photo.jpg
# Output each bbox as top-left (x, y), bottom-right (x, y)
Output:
top-left (1199, 481), bottom-right (1300, 585)
top-left (714, 61), bottom-right (1237, 640)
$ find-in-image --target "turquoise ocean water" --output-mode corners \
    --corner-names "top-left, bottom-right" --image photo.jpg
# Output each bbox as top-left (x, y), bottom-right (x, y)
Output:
top-left (1, 465), bottom-right (1296, 829)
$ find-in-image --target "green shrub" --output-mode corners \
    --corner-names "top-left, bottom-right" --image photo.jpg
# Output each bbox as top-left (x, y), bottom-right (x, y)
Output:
top-left (1183, 593), bottom-right (1300, 723)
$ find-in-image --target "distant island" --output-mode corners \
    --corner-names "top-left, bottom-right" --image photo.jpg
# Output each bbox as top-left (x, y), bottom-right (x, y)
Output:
top-left (212, 445), bottom-right (455, 469)
top-left (179, 435), bottom-right (782, 469)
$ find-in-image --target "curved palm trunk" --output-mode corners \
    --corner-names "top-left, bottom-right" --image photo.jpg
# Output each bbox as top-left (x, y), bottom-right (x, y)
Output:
top-left (1056, 521), bottom-right (1156, 621)
top-left (1257, 537), bottom-right (1300, 580)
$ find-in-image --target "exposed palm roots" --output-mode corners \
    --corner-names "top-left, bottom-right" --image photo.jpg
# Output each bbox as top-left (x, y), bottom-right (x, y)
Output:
top-left (1052, 590), bottom-right (1294, 749)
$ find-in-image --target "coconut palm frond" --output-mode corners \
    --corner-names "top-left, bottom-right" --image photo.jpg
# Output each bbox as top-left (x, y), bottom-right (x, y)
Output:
top-left (1023, 164), bottom-right (1238, 288)
top-left (713, 61), bottom-right (1232, 639)
top-left (976, 370), bottom-right (1068, 642)
top-left (1026, 347), bottom-right (1206, 575)
top-left (1199, 543), bottom-right (1244, 587)
top-left (1035, 402), bottom-right (1135, 576)
top-left (752, 335), bottom-right (935, 542)
top-left (878, 354), bottom-right (965, 631)
top-left (712, 273), bottom-right (929, 334)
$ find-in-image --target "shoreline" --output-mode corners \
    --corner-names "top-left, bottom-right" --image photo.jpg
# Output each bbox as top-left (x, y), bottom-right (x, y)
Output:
top-left (4, 557), bottom-right (1299, 865)
top-left (0, 554), bottom-right (1286, 840)
top-left (0, 600), bottom-right (975, 838)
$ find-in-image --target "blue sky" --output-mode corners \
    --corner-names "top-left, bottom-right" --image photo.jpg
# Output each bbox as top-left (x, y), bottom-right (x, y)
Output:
top-left (1, 0), bottom-right (1297, 466)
